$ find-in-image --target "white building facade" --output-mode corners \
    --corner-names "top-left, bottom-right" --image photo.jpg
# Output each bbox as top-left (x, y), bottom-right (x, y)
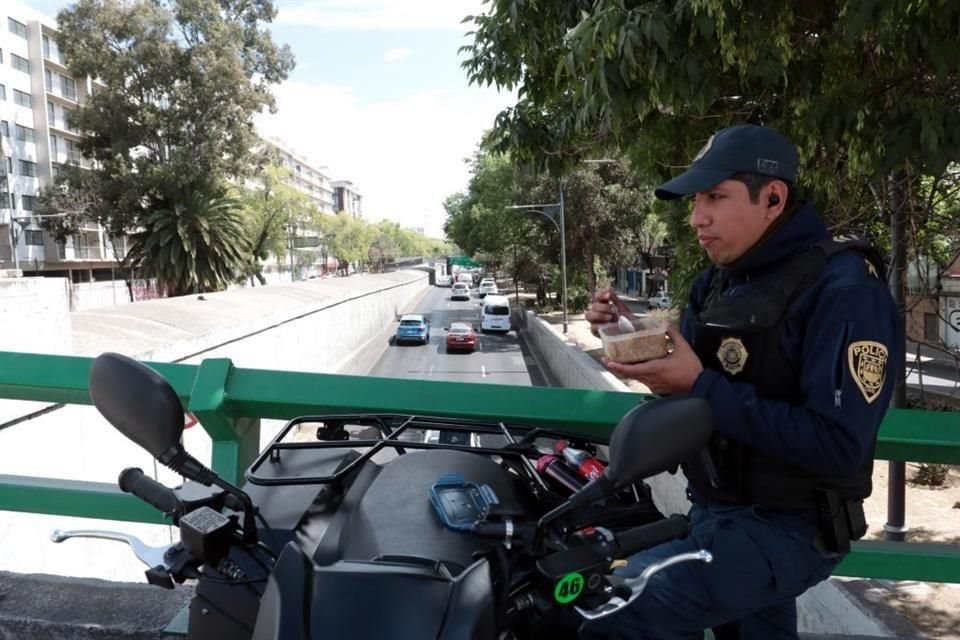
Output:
top-left (1, 1), bottom-right (111, 281)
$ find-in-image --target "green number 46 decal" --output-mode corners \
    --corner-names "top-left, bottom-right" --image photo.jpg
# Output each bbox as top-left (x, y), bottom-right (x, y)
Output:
top-left (554, 571), bottom-right (585, 604)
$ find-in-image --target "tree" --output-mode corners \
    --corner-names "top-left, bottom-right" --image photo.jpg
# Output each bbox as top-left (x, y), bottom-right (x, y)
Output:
top-left (321, 213), bottom-right (372, 274)
top-left (239, 164), bottom-right (318, 285)
top-left (462, 1), bottom-right (960, 302)
top-left (126, 177), bottom-right (250, 296)
top-left (47, 0), bottom-right (294, 289)
top-left (445, 149), bottom-right (661, 297)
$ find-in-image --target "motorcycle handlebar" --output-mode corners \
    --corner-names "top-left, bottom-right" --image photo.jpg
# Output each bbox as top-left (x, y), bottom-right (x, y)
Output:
top-left (119, 467), bottom-right (182, 516)
top-left (614, 514), bottom-right (690, 557)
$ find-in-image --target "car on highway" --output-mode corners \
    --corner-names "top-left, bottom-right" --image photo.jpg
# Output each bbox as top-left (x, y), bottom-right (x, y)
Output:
top-left (481, 295), bottom-right (511, 332)
top-left (436, 274), bottom-right (452, 287)
top-left (451, 283), bottom-right (471, 300)
top-left (456, 272), bottom-right (474, 286)
top-left (478, 278), bottom-right (498, 298)
top-left (649, 291), bottom-right (672, 310)
top-left (445, 322), bottom-right (478, 353)
top-left (394, 314), bottom-right (430, 345)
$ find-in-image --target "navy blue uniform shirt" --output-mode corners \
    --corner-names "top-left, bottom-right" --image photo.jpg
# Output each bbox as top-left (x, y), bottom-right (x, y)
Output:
top-left (680, 201), bottom-right (903, 476)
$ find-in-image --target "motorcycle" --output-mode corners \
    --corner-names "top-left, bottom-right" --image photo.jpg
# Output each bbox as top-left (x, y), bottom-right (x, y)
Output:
top-left (53, 352), bottom-right (714, 639)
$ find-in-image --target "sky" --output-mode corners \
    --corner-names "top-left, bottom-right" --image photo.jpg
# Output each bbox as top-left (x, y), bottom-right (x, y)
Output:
top-left (22, 0), bottom-right (515, 238)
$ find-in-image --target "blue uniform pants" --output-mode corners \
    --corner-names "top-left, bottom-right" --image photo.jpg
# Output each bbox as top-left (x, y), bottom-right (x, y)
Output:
top-left (579, 500), bottom-right (840, 640)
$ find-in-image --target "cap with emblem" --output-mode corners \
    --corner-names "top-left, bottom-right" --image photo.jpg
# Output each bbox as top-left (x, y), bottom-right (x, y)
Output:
top-left (655, 124), bottom-right (799, 200)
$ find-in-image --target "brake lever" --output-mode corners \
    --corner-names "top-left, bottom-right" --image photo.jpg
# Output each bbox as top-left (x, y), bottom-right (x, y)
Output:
top-left (51, 529), bottom-right (171, 569)
top-left (575, 550), bottom-right (713, 620)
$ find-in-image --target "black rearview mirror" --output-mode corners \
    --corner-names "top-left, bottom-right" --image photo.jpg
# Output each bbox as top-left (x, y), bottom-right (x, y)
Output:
top-left (89, 352), bottom-right (184, 459)
top-left (605, 396), bottom-right (712, 487)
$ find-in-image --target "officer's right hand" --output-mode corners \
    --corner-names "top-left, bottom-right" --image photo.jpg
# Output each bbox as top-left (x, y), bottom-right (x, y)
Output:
top-left (586, 288), bottom-right (634, 336)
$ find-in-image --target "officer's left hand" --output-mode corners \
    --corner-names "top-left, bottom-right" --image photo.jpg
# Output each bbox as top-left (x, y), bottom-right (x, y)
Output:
top-left (603, 326), bottom-right (704, 395)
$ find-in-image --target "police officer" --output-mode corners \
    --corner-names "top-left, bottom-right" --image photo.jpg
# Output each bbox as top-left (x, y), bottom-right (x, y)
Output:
top-left (581, 124), bottom-right (902, 639)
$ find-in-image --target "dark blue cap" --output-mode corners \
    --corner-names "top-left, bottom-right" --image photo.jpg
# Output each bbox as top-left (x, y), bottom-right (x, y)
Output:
top-left (654, 125), bottom-right (799, 200)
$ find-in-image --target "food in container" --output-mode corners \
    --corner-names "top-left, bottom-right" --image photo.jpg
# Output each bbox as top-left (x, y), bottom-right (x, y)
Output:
top-left (598, 316), bottom-right (669, 363)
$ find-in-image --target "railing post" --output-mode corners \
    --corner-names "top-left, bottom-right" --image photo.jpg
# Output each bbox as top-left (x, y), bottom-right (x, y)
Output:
top-left (187, 358), bottom-right (260, 486)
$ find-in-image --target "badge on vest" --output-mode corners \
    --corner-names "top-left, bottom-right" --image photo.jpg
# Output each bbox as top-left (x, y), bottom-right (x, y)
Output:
top-left (717, 337), bottom-right (749, 375)
top-left (847, 341), bottom-right (888, 403)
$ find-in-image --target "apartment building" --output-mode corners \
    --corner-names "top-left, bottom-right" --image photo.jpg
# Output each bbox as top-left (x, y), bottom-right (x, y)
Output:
top-left (332, 180), bottom-right (363, 219)
top-left (0, 1), bottom-right (114, 281)
top-left (261, 137), bottom-right (338, 214)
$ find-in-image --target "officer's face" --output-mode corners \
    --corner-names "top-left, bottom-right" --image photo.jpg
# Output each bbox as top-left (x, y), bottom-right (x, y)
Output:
top-left (689, 180), bottom-right (777, 266)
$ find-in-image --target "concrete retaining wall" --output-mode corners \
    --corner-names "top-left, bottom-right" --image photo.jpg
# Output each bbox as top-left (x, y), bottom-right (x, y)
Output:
top-left (0, 271), bottom-right (430, 587)
top-left (0, 276), bottom-right (72, 354)
top-left (513, 306), bottom-right (895, 637)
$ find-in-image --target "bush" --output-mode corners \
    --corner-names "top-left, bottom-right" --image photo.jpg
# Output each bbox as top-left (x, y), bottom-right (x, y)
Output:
top-left (568, 287), bottom-right (591, 314)
top-left (913, 463), bottom-right (951, 486)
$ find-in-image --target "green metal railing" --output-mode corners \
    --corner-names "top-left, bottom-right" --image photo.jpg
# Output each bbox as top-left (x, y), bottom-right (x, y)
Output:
top-left (1, 350), bottom-right (959, 582)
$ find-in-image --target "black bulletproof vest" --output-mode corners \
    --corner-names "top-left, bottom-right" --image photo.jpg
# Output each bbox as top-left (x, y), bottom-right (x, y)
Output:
top-left (684, 238), bottom-right (882, 509)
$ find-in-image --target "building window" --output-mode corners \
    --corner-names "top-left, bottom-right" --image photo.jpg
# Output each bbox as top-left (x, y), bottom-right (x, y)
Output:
top-left (13, 89), bottom-right (31, 108)
top-left (22, 195), bottom-right (36, 211)
top-left (11, 53), bottom-right (30, 74)
top-left (24, 230), bottom-right (43, 246)
top-left (0, 121), bottom-right (7, 137)
top-left (5, 157), bottom-right (11, 175)
top-left (42, 35), bottom-right (62, 62)
top-left (50, 134), bottom-right (59, 155)
top-left (0, 191), bottom-right (9, 209)
top-left (0, 84), bottom-right (5, 100)
top-left (19, 160), bottom-right (38, 177)
top-left (60, 75), bottom-right (77, 100)
top-left (8, 18), bottom-right (27, 39)
top-left (15, 124), bottom-right (35, 143)
top-left (44, 68), bottom-right (52, 91)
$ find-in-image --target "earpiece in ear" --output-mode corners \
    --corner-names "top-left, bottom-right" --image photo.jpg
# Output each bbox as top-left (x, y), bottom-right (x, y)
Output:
top-left (768, 194), bottom-right (781, 207)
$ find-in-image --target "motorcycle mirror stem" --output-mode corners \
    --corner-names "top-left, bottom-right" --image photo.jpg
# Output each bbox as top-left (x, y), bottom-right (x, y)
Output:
top-left (89, 352), bottom-right (258, 544)
top-left (537, 396), bottom-right (713, 531)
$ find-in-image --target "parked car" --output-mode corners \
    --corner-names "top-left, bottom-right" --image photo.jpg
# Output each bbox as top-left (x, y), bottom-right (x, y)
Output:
top-left (394, 314), bottom-right (430, 345)
top-left (481, 295), bottom-right (511, 332)
top-left (451, 283), bottom-right (471, 300)
top-left (478, 278), bottom-right (498, 298)
top-left (649, 291), bottom-right (672, 310)
top-left (436, 274), bottom-right (452, 287)
top-left (445, 322), bottom-right (478, 353)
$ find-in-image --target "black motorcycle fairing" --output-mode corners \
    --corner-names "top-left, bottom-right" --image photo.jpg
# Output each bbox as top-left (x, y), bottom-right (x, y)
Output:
top-left (253, 542), bottom-right (497, 640)
top-left (250, 542), bottom-right (311, 640)
top-left (315, 449), bottom-right (526, 573)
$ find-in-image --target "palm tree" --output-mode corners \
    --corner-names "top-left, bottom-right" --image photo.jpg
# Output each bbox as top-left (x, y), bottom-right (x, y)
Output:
top-left (128, 179), bottom-right (250, 297)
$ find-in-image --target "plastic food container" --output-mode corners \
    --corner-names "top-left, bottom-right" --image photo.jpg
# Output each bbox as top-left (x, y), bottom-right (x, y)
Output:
top-left (598, 316), bottom-right (669, 364)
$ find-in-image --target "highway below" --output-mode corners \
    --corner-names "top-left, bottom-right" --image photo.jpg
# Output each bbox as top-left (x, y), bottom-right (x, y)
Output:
top-left (369, 284), bottom-right (548, 387)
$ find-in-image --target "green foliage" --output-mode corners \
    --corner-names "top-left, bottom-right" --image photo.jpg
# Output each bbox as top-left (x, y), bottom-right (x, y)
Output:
top-left (50, 0), bottom-right (293, 286)
top-left (444, 148), bottom-right (664, 295)
top-left (238, 163), bottom-right (318, 285)
top-left (127, 178), bottom-right (250, 296)
top-left (462, 0), bottom-right (960, 304)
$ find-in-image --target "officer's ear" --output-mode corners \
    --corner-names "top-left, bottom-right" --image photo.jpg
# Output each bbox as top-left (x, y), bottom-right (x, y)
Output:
top-left (764, 181), bottom-right (789, 220)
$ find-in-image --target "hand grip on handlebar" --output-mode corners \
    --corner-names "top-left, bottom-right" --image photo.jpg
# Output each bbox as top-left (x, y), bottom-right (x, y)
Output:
top-left (614, 514), bottom-right (690, 557)
top-left (119, 467), bottom-right (182, 516)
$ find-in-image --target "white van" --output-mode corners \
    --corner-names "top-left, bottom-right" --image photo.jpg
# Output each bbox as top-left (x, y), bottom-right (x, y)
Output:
top-left (480, 295), bottom-right (511, 332)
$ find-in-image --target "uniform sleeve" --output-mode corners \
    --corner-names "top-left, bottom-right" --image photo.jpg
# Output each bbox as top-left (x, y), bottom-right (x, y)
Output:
top-left (690, 259), bottom-right (902, 475)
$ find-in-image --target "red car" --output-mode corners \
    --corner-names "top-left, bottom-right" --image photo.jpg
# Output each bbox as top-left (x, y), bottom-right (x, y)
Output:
top-left (445, 322), bottom-right (478, 353)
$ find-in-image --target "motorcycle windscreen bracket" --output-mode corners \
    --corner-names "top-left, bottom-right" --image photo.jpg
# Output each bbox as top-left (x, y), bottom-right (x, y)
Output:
top-left (429, 473), bottom-right (500, 531)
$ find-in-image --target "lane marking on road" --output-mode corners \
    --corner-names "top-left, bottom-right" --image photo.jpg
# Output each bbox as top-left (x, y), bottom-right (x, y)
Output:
top-left (481, 365), bottom-right (487, 378)
top-left (429, 364), bottom-right (434, 376)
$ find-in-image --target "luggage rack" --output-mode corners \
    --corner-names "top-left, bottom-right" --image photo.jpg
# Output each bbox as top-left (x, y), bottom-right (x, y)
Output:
top-left (245, 413), bottom-right (604, 487)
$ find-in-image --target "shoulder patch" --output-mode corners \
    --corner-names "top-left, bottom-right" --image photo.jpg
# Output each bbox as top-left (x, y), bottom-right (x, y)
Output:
top-left (847, 341), bottom-right (888, 403)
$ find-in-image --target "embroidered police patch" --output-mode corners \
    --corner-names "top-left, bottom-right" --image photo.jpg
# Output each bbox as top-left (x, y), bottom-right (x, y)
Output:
top-left (847, 341), bottom-right (888, 403)
top-left (717, 337), bottom-right (748, 375)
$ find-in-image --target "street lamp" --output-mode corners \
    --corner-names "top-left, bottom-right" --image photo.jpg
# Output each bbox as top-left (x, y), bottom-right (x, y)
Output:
top-left (508, 178), bottom-right (568, 333)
